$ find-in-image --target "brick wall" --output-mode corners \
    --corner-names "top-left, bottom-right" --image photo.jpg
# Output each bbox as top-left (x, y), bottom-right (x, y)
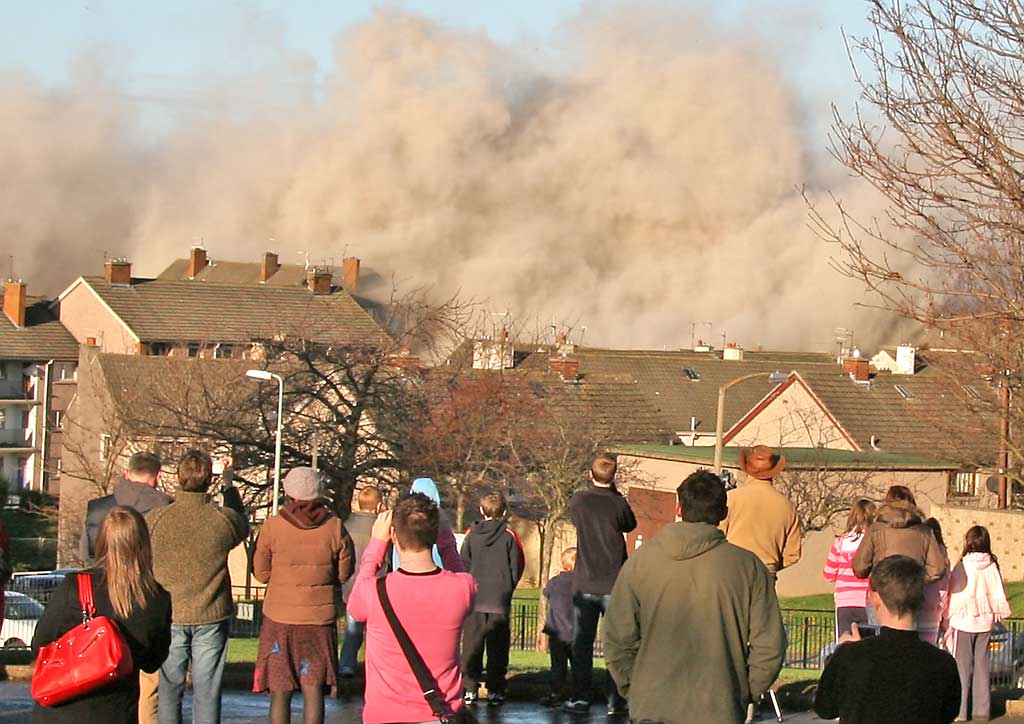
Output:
top-left (930, 504), bottom-right (1024, 582)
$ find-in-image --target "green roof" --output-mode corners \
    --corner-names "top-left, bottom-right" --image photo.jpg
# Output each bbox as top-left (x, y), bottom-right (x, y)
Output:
top-left (610, 445), bottom-right (962, 471)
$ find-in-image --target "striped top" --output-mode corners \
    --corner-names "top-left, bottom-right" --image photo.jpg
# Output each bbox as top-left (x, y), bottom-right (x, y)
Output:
top-left (823, 531), bottom-right (869, 608)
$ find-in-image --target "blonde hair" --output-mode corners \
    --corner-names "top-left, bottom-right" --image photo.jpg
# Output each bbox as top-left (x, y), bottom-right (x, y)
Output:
top-left (561, 547), bottom-right (577, 571)
top-left (94, 507), bottom-right (161, 619)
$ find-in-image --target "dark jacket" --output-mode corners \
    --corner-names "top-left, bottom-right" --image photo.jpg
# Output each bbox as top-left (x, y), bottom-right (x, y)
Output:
top-left (852, 502), bottom-right (947, 583)
top-left (146, 490), bottom-right (249, 625)
top-left (603, 522), bottom-right (785, 724)
top-left (31, 570), bottom-right (172, 724)
top-left (342, 510), bottom-right (376, 603)
top-left (570, 485), bottom-right (637, 595)
top-left (459, 518), bottom-right (524, 614)
top-left (815, 627), bottom-right (960, 724)
top-left (543, 571), bottom-right (575, 644)
top-left (79, 478), bottom-right (173, 562)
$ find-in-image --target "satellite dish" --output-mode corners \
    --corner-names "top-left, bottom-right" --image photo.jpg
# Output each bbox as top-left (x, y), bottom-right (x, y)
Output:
top-left (986, 475), bottom-right (1000, 494)
top-left (852, 348), bottom-right (862, 359)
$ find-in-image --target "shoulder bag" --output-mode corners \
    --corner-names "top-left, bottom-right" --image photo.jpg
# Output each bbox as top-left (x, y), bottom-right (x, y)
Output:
top-left (31, 573), bottom-right (134, 706)
top-left (376, 576), bottom-right (479, 724)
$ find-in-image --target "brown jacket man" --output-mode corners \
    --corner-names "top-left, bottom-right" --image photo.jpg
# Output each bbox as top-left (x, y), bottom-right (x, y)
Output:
top-left (851, 501), bottom-right (946, 583)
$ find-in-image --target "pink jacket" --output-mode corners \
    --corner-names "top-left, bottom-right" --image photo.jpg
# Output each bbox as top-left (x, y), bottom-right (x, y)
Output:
top-left (823, 532), bottom-right (869, 609)
top-left (945, 553), bottom-right (1011, 634)
top-left (348, 538), bottom-right (476, 724)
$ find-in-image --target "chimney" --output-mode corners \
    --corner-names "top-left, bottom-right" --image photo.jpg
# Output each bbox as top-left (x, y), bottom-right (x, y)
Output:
top-left (104, 258), bottom-right (132, 285)
top-left (307, 267), bottom-right (333, 295)
top-left (342, 257), bottom-right (360, 292)
top-left (723, 342), bottom-right (744, 361)
top-left (3, 280), bottom-right (26, 328)
top-left (843, 358), bottom-right (871, 382)
top-left (188, 246), bottom-right (208, 278)
top-left (550, 357), bottom-right (580, 382)
top-left (85, 337), bottom-right (97, 346)
top-left (260, 252), bottom-right (280, 283)
top-left (895, 344), bottom-right (917, 375)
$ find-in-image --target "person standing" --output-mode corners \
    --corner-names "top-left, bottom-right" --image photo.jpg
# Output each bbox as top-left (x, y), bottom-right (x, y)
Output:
top-left (459, 491), bottom-right (525, 706)
top-left (563, 454), bottom-right (636, 715)
top-left (603, 470), bottom-right (786, 724)
top-left (823, 499), bottom-right (876, 639)
top-left (719, 445), bottom-right (802, 578)
top-left (347, 494), bottom-right (476, 724)
top-left (851, 495), bottom-right (947, 584)
top-left (339, 486), bottom-right (383, 678)
top-left (391, 478), bottom-right (463, 572)
top-left (32, 507), bottom-right (172, 724)
top-left (541, 547), bottom-right (577, 706)
top-left (920, 517), bottom-right (951, 645)
top-left (147, 449), bottom-right (249, 724)
top-left (252, 467), bottom-right (354, 724)
top-left (79, 450), bottom-right (172, 724)
top-left (944, 526), bottom-right (1011, 722)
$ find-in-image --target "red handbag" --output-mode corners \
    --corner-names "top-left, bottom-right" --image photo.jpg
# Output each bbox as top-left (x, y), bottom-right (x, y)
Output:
top-left (31, 573), bottom-right (134, 706)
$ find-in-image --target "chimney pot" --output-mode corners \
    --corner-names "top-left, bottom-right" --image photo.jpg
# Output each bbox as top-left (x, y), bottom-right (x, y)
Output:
top-left (104, 259), bottom-right (132, 285)
top-left (260, 252), bottom-right (280, 283)
top-left (86, 337), bottom-right (97, 346)
top-left (342, 257), bottom-right (360, 292)
top-left (188, 247), bottom-right (208, 278)
top-left (307, 267), bottom-right (333, 295)
top-left (550, 357), bottom-right (580, 382)
top-left (3, 280), bottom-right (26, 328)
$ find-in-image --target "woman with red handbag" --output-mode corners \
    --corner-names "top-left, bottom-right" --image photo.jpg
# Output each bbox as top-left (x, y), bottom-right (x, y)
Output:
top-left (31, 507), bottom-right (172, 724)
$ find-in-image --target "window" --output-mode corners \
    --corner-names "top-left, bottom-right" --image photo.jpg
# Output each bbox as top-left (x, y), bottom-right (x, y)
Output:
top-left (53, 458), bottom-right (62, 477)
top-left (215, 344), bottom-right (234, 359)
top-left (683, 367), bottom-right (701, 381)
top-left (0, 409), bottom-right (5, 428)
top-left (99, 433), bottom-right (112, 462)
top-left (0, 363), bottom-right (6, 380)
top-left (50, 410), bottom-right (63, 429)
top-left (894, 384), bottom-right (914, 400)
top-left (187, 343), bottom-right (201, 358)
top-left (950, 471), bottom-right (977, 497)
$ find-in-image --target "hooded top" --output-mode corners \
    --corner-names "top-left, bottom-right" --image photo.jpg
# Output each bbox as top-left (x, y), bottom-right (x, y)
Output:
top-left (391, 478), bottom-right (464, 572)
top-left (80, 477), bottom-right (174, 562)
top-left (459, 517), bottom-right (525, 613)
top-left (603, 522), bottom-right (785, 724)
top-left (946, 552), bottom-right (1011, 633)
top-left (851, 502), bottom-right (947, 584)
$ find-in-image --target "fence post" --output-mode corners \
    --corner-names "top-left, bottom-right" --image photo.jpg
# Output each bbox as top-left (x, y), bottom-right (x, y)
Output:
top-left (801, 617), bottom-right (810, 668)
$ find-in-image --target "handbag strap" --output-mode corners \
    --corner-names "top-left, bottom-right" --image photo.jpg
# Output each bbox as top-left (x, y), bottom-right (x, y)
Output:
top-left (77, 573), bottom-right (96, 622)
top-left (375, 576), bottom-right (451, 721)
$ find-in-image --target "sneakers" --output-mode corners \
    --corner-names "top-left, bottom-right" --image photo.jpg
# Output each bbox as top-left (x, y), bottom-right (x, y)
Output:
top-left (463, 690), bottom-right (479, 705)
top-left (487, 692), bottom-right (505, 707)
top-left (561, 699), bottom-right (591, 714)
top-left (607, 703), bottom-right (629, 716)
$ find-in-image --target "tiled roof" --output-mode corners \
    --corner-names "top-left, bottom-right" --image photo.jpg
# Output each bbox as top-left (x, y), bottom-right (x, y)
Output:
top-left (0, 298), bottom-right (79, 360)
top-left (158, 259), bottom-right (340, 288)
top-left (79, 276), bottom-right (384, 346)
top-left (612, 444), bottom-right (961, 471)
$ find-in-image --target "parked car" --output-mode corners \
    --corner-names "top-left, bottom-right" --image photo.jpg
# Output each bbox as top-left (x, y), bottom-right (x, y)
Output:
top-left (1, 591), bottom-right (44, 648)
top-left (8, 569), bottom-right (73, 606)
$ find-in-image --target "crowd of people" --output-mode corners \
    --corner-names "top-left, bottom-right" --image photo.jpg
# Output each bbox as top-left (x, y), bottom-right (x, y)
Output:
top-left (20, 444), bottom-right (1017, 724)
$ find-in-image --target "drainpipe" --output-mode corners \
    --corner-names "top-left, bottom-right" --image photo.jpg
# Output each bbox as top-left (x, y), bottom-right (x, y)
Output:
top-left (37, 361), bottom-right (53, 493)
top-left (998, 374), bottom-right (1011, 510)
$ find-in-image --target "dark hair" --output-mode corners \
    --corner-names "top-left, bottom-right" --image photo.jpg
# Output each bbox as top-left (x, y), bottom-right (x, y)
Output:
top-left (845, 499), bottom-right (876, 536)
top-left (884, 485), bottom-right (917, 507)
top-left (869, 555), bottom-right (926, 617)
top-left (177, 449), bottom-right (213, 493)
top-left (128, 451), bottom-right (162, 478)
top-left (480, 491), bottom-right (507, 519)
top-left (676, 470), bottom-right (728, 525)
top-left (962, 525), bottom-right (998, 568)
top-left (924, 517), bottom-right (946, 548)
top-left (393, 492), bottom-right (439, 552)
top-left (591, 454), bottom-right (617, 485)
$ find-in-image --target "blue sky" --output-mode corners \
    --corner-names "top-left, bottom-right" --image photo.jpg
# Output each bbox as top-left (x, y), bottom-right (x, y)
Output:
top-left (1, 1), bottom-right (872, 113)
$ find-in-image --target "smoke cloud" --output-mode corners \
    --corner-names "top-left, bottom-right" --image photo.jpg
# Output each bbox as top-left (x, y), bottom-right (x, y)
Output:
top-left (1, 5), bottom-right (891, 351)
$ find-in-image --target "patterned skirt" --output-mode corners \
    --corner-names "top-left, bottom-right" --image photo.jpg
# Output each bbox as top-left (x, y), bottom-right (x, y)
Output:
top-left (253, 617), bottom-right (339, 696)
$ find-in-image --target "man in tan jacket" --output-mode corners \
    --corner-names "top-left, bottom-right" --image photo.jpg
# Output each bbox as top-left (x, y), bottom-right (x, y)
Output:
top-left (719, 445), bottom-right (802, 577)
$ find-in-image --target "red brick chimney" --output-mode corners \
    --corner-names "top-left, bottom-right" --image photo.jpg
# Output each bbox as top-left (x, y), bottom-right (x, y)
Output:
top-left (188, 247), bottom-right (208, 278)
top-left (3, 280), bottom-right (26, 327)
top-left (260, 252), bottom-right (280, 282)
top-left (843, 358), bottom-right (871, 382)
top-left (550, 357), bottom-right (580, 382)
top-left (342, 257), bottom-right (360, 292)
top-left (307, 267), bottom-right (333, 295)
top-left (104, 259), bottom-right (132, 285)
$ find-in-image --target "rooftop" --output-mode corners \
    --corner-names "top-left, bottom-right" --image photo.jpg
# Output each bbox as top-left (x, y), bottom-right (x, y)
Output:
top-left (611, 444), bottom-right (961, 471)
top-left (0, 298), bottom-right (79, 361)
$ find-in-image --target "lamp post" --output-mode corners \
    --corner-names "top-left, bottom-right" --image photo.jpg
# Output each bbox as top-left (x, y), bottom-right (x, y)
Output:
top-left (713, 371), bottom-right (791, 473)
top-left (245, 369), bottom-right (284, 515)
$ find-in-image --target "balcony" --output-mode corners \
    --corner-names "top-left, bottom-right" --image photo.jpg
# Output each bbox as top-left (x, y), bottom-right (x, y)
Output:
top-left (0, 393), bottom-right (36, 406)
top-left (0, 430), bottom-right (34, 450)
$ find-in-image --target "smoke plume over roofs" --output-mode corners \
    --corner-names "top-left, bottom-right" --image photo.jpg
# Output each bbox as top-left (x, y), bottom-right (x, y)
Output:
top-left (1, 5), bottom-right (889, 351)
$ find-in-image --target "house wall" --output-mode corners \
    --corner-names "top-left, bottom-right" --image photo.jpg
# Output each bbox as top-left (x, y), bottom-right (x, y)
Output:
top-left (729, 382), bottom-right (856, 451)
top-left (930, 504), bottom-right (1024, 582)
top-left (58, 284), bottom-right (139, 354)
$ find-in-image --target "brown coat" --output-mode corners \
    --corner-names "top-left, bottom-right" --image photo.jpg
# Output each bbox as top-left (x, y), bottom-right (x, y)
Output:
top-left (719, 477), bottom-right (802, 574)
top-left (252, 510), bottom-right (355, 626)
top-left (851, 502), bottom-right (946, 583)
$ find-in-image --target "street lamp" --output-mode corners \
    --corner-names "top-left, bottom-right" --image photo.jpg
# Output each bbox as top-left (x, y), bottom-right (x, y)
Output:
top-left (245, 369), bottom-right (284, 515)
top-left (713, 370), bottom-right (791, 473)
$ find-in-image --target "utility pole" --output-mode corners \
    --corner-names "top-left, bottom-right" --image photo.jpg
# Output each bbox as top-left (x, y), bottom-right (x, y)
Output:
top-left (311, 430), bottom-right (319, 472)
top-left (998, 372), bottom-right (1011, 509)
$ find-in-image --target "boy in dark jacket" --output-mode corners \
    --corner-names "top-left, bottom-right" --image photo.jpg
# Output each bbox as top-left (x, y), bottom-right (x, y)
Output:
top-left (541, 547), bottom-right (577, 706)
top-left (459, 491), bottom-right (525, 706)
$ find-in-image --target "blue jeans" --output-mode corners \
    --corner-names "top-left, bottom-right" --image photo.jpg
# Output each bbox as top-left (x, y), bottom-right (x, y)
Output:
top-left (158, 620), bottom-right (230, 724)
top-left (338, 613), bottom-right (365, 671)
top-left (571, 592), bottom-right (626, 708)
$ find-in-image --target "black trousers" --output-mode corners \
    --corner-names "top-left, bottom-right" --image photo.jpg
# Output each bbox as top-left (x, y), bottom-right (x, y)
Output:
top-left (461, 611), bottom-right (511, 694)
top-left (572, 592), bottom-right (626, 707)
top-left (548, 636), bottom-right (573, 695)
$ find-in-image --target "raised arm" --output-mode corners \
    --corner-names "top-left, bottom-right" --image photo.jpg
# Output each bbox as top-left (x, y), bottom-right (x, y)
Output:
top-left (347, 511), bottom-right (393, 622)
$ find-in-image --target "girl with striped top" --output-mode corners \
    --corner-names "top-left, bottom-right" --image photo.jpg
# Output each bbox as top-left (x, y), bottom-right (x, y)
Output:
top-left (823, 499), bottom-right (876, 640)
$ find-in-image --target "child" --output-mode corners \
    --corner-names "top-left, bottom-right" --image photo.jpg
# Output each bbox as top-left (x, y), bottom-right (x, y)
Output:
top-left (815, 555), bottom-right (961, 724)
top-left (541, 547), bottom-right (576, 706)
top-left (919, 518), bottom-right (951, 645)
top-left (823, 499), bottom-right (876, 640)
top-left (459, 491), bottom-right (525, 706)
top-left (944, 525), bottom-right (1011, 722)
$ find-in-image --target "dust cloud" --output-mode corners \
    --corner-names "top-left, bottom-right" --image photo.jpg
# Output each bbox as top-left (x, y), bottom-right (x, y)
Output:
top-left (0, 5), bottom-right (890, 351)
